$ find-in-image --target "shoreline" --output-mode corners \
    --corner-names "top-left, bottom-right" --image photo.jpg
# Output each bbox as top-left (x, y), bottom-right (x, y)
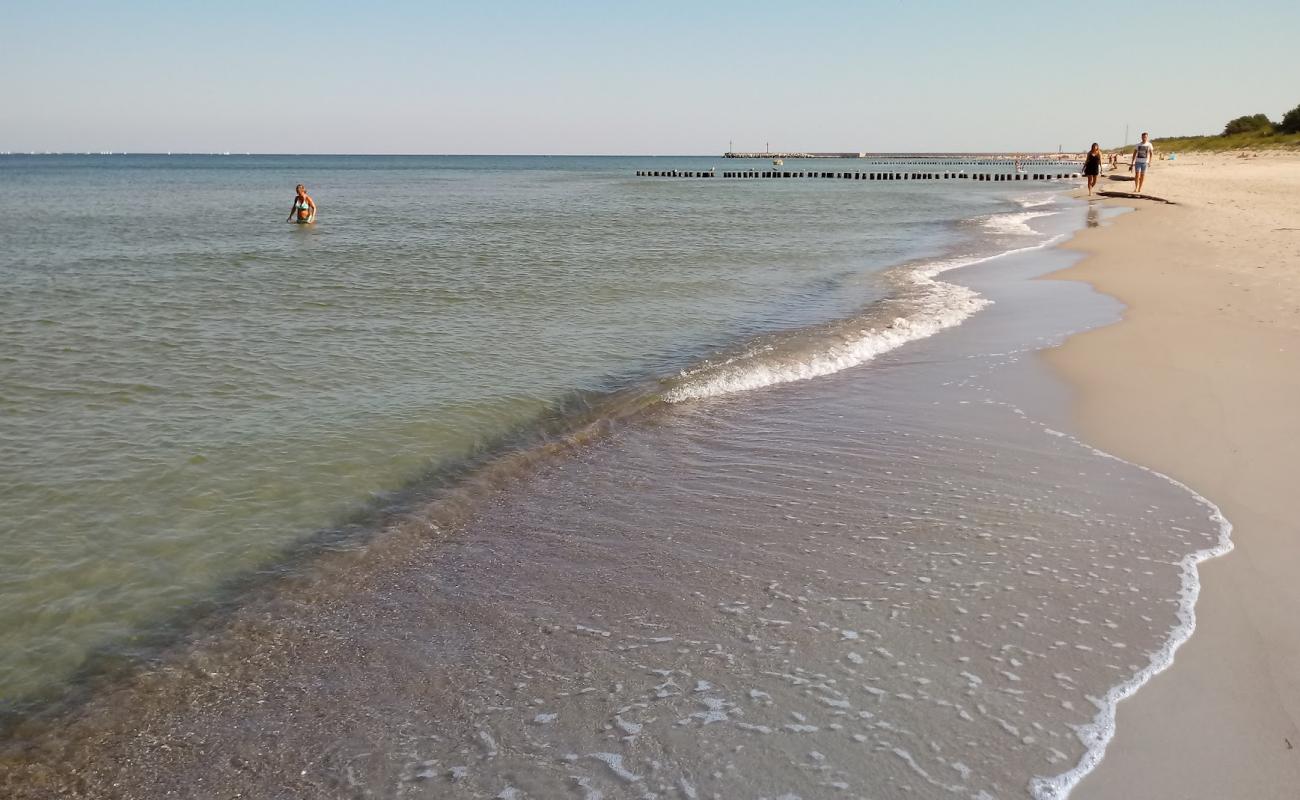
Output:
top-left (7, 154), bottom-right (1271, 796)
top-left (1042, 153), bottom-right (1300, 797)
top-left (13, 166), bottom-right (1262, 798)
top-left (4, 179), bottom-right (1179, 799)
top-left (6, 203), bottom-right (1210, 797)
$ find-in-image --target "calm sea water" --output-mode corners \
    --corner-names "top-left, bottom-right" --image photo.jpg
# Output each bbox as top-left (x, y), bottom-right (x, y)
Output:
top-left (0, 156), bottom-right (1230, 799)
top-left (1, 155), bottom-right (1055, 703)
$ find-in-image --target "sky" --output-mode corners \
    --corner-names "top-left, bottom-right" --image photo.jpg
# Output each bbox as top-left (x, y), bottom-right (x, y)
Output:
top-left (2, 0), bottom-right (1296, 154)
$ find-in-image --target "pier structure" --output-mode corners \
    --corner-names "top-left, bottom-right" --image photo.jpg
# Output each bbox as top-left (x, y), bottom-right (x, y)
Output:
top-left (725, 152), bottom-right (866, 159)
top-left (634, 169), bottom-right (1082, 181)
top-left (722, 152), bottom-right (1084, 162)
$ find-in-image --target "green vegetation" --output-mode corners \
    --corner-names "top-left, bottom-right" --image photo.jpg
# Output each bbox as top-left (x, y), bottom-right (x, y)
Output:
top-left (1136, 130), bottom-right (1300, 152)
top-left (1280, 104), bottom-right (1300, 134)
top-left (1222, 113), bottom-right (1274, 135)
top-left (1116, 103), bottom-right (1300, 152)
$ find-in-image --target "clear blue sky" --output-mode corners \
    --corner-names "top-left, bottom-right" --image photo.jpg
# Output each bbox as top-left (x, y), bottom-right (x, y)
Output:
top-left (2, 0), bottom-right (1296, 154)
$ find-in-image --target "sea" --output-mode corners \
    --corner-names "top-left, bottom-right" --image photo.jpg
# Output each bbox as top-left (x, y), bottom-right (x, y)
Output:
top-left (0, 155), bottom-right (1229, 799)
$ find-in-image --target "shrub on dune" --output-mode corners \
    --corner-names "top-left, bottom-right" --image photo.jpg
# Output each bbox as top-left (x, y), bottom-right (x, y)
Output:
top-left (1279, 104), bottom-right (1300, 135)
top-left (1222, 113), bottom-right (1275, 135)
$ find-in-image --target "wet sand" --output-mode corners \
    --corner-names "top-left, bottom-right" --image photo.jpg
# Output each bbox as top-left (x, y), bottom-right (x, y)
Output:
top-left (1047, 152), bottom-right (1300, 798)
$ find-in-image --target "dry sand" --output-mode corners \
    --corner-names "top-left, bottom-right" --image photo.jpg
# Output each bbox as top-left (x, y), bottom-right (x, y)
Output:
top-left (1045, 152), bottom-right (1300, 798)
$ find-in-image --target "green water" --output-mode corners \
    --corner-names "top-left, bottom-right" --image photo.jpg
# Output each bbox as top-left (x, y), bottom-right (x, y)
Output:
top-left (0, 154), bottom-right (1042, 703)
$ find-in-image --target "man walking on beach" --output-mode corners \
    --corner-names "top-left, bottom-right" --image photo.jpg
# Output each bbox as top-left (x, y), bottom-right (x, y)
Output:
top-left (1132, 132), bottom-right (1154, 194)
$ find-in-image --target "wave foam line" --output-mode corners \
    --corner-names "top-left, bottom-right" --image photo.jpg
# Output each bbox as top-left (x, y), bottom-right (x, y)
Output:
top-left (664, 284), bottom-right (989, 403)
top-left (1016, 192), bottom-right (1061, 209)
top-left (665, 236), bottom-right (1065, 404)
top-left (1020, 416), bottom-right (1235, 800)
top-left (982, 210), bottom-right (1059, 236)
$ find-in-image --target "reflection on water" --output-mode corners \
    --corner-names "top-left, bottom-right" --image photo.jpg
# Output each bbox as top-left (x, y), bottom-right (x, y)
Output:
top-left (1086, 203), bottom-right (1101, 227)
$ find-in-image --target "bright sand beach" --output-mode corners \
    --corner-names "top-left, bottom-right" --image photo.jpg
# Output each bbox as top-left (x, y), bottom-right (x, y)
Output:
top-left (1047, 153), bottom-right (1300, 798)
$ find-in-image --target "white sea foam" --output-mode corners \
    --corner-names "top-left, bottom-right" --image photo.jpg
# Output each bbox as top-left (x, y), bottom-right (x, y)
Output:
top-left (982, 210), bottom-right (1058, 236)
top-left (664, 237), bottom-right (1065, 404)
top-left (1017, 418), bottom-right (1235, 800)
top-left (588, 752), bottom-right (641, 784)
top-left (662, 282), bottom-right (988, 403)
top-left (1016, 192), bottom-right (1060, 209)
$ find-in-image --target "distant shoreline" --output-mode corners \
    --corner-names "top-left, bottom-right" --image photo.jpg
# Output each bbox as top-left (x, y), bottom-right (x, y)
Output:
top-left (2, 151), bottom-right (1089, 159)
top-left (724, 151), bottom-right (1085, 159)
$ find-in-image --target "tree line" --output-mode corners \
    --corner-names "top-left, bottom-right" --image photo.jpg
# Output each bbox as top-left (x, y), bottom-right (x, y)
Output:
top-left (1222, 104), bottom-right (1300, 136)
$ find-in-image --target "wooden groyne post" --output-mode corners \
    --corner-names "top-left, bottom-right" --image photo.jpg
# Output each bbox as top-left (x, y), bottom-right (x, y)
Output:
top-left (637, 169), bottom-right (1083, 181)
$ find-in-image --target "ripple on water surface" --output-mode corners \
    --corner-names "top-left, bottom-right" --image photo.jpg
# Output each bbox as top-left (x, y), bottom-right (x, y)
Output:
top-left (0, 324), bottom-right (1224, 800)
top-left (0, 155), bottom-right (1060, 704)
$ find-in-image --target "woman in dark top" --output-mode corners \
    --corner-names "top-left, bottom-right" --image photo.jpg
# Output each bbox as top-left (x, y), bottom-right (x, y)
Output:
top-left (1083, 143), bottom-right (1102, 195)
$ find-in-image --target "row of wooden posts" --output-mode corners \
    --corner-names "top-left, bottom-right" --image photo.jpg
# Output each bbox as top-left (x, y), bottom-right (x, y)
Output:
top-left (635, 170), bottom-right (1082, 181)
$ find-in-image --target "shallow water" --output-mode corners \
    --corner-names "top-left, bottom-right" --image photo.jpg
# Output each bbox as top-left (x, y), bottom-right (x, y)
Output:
top-left (0, 201), bottom-right (1227, 800)
top-left (0, 154), bottom-right (1078, 704)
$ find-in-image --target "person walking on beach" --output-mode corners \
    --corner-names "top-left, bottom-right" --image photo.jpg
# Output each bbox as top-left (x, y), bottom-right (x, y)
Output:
top-left (1131, 132), bottom-right (1154, 194)
top-left (287, 184), bottom-right (316, 224)
top-left (1083, 143), bottom-right (1102, 195)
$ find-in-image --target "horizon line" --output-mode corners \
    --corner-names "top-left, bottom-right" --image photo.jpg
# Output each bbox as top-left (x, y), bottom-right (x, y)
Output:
top-left (1, 150), bottom-right (1098, 157)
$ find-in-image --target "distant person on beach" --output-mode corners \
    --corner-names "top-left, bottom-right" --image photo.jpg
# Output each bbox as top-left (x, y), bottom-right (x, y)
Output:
top-left (287, 184), bottom-right (316, 224)
top-left (1083, 143), bottom-right (1102, 195)
top-left (1131, 132), bottom-right (1154, 193)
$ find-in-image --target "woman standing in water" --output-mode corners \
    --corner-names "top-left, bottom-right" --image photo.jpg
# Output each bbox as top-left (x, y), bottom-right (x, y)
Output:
top-left (287, 184), bottom-right (317, 224)
top-left (1083, 143), bottom-right (1102, 196)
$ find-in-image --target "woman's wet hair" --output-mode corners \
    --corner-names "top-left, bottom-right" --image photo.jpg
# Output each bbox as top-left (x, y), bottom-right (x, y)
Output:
top-left (296, 184), bottom-right (305, 193)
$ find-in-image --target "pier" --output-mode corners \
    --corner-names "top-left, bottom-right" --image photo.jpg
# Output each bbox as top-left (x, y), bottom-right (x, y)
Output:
top-left (725, 152), bottom-right (866, 159)
top-left (635, 169), bottom-right (1082, 181)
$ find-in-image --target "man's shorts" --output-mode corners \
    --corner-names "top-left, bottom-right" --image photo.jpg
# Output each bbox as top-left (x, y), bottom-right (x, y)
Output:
top-left (1133, 160), bottom-right (1149, 173)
